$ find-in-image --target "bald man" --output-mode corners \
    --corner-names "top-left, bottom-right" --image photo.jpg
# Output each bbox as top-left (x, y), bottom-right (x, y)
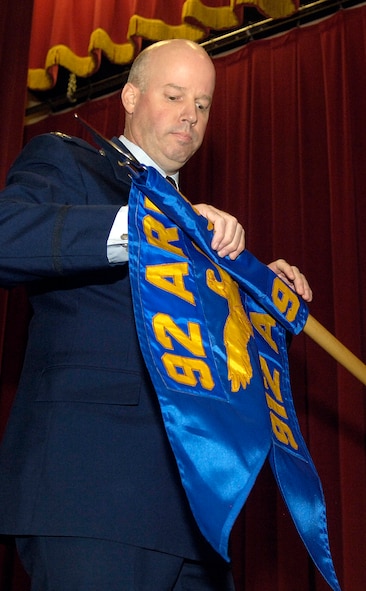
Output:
top-left (0, 39), bottom-right (311, 591)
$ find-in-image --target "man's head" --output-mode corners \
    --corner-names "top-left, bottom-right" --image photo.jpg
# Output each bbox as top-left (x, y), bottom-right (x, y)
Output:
top-left (121, 39), bottom-right (216, 175)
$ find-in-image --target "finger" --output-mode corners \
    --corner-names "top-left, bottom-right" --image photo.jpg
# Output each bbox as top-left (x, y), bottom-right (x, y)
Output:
top-left (193, 204), bottom-right (228, 248)
top-left (201, 208), bottom-right (244, 258)
top-left (209, 210), bottom-right (239, 249)
top-left (210, 215), bottom-right (227, 250)
top-left (216, 223), bottom-right (245, 259)
top-left (268, 258), bottom-right (292, 278)
top-left (294, 275), bottom-right (313, 302)
top-left (286, 269), bottom-right (313, 303)
top-left (269, 261), bottom-right (313, 302)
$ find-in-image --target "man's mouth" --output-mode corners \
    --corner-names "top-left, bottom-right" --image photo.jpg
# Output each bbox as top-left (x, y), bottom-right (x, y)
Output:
top-left (172, 131), bottom-right (194, 144)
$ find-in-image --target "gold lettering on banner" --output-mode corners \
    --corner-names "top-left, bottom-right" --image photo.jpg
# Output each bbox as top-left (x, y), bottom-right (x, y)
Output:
top-left (259, 356), bottom-right (299, 450)
top-left (153, 313), bottom-right (206, 357)
top-left (206, 265), bottom-right (253, 391)
top-left (259, 356), bottom-right (282, 401)
top-left (249, 312), bottom-right (278, 353)
top-left (272, 277), bottom-right (300, 322)
top-left (162, 353), bottom-right (214, 390)
top-left (146, 263), bottom-right (195, 304)
top-left (143, 215), bottom-right (186, 258)
top-left (144, 196), bottom-right (161, 213)
top-left (142, 205), bottom-right (215, 391)
top-left (270, 413), bottom-right (299, 450)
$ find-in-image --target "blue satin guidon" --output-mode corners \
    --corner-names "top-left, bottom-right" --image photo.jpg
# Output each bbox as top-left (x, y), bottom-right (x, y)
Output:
top-left (128, 187), bottom-right (272, 558)
top-left (247, 296), bottom-right (341, 591)
top-left (127, 166), bottom-right (341, 591)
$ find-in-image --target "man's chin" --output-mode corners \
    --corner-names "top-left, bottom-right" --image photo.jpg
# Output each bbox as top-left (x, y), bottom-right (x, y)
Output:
top-left (168, 147), bottom-right (198, 166)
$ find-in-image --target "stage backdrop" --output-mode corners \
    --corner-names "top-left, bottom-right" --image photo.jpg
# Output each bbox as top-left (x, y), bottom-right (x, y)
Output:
top-left (26, 0), bottom-right (299, 90)
top-left (1, 2), bottom-right (366, 591)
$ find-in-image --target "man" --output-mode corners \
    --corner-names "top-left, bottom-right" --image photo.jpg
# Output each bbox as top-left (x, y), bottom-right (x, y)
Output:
top-left (0, 39), bottom-right (312, 590)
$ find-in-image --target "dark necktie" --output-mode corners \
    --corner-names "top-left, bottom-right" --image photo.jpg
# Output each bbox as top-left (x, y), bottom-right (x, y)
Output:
top-left (166, 176), bottom-right (177, 189)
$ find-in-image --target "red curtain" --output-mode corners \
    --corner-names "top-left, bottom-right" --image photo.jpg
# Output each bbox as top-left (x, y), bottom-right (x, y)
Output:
top-left (0, 1), bottom-right (35, 589)
top-left (1, 3), bottom-right (366, 591)
top-left (27, 0), bottom-right (298, 90)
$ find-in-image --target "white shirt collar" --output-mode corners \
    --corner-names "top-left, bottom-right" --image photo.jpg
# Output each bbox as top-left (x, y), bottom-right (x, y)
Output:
top-left (119, 135), bottom-right (179, 187)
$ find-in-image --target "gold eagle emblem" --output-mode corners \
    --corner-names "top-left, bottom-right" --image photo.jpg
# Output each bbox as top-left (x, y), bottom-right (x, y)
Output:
top-left (206, 264), bottom-right (254, 392)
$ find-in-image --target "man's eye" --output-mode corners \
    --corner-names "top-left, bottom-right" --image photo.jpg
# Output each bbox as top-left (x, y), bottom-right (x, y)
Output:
top-left (197, 103), bottom-right (209, 111)
top-left (168, 95), bottom-right (179, 101)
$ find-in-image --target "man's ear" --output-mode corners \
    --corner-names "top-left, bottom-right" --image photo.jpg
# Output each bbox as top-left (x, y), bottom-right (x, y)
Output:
top-left (121, 83), bottom-right (139, 114)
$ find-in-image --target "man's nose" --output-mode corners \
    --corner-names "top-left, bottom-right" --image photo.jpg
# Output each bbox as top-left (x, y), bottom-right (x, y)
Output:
top-left (181, 102), bottom-right (198, 125)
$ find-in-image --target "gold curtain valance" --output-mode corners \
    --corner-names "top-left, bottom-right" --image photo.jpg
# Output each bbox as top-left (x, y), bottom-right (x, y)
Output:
top-left (28, 0), bottom-right (299, 91)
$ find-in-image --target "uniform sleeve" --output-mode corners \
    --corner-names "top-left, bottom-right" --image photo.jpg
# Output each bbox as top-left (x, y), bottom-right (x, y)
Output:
top-left (0, 133), bottom-right (127, 287)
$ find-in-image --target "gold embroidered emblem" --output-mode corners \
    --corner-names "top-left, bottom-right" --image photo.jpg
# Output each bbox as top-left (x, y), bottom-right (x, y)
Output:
top-left (207, 265), bottom-right (254, 392)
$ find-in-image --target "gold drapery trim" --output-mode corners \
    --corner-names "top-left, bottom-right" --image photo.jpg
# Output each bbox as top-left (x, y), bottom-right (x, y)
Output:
top-left (252, 0), bottom-right (299, 18)
top-left (27, 0), bottom-right (299, 91)
top-left (183, 0), bottom-right (242, 29)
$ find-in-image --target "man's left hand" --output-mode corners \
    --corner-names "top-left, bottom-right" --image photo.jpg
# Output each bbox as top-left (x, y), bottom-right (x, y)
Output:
top-left (268, 258), bottom-right (313, 302)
